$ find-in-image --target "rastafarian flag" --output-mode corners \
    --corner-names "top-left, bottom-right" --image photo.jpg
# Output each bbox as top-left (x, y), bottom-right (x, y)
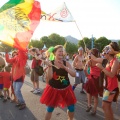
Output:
top-left (0, 0), bottom-right (41, 51)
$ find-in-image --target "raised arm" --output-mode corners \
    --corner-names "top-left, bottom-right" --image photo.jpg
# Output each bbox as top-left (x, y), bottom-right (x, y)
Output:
top-left (5, 53), bottom-right (16, 64)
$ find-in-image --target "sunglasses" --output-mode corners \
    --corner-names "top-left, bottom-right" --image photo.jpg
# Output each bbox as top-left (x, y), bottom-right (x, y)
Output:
top-left (102, 52), bottom-right (108, 55)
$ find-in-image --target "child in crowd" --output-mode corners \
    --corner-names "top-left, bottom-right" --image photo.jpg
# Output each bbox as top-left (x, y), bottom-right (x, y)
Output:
top-left (0, 66), bottom-right (11, 102)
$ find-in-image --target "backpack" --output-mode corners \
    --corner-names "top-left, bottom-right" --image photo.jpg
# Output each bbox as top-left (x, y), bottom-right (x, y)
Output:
top-left (34, 60), bottom-right (44, 76)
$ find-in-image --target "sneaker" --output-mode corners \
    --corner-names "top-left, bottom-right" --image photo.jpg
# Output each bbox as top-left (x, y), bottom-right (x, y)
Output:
top-left (37, 89), bottom-right (41, 93)
top-left (33, 89), bottom-right (41, 94)
top-left (3, 99), bottom-right (7, 102)
top-left (15, 103), bottom-right (22, 107)
top-left (19, 104), bottom-right (26, 110)
top-left (7, 97), bottom-right (10, 100)
top-left (0, 95), bottom-right (4, 99)
top-left (30, 88), bottom-right (35, 92)
top-left (86, 106), bottom-right (92, 112)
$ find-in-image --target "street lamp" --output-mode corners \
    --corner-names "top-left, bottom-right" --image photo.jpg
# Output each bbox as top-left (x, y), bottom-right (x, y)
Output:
top-left (91, 35), bottom-right (94, 49)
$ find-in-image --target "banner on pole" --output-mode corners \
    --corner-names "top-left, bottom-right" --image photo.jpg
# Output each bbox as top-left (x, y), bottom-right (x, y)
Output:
top-left (41, 2), bottom-right (74, 22)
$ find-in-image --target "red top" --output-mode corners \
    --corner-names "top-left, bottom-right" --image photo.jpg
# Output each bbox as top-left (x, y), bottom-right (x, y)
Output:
top-left (90, 66), bottom-right (101, 77)
top-left (5, 50), bottom-right (27, 82)
top-left (0, 72), bottom-right (11, 88)
top-left (106, 58), bottom-right (118, 91)
top-left (0, 77), bottom-right (3, 84)
top-left (31, 58), bottom-right (42, 69)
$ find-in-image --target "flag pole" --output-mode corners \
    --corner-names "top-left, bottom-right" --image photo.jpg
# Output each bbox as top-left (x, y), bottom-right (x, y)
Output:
top-left (64, 2), bottom-right (86, 48)
top-left (74, 21), bottom-right (86, 48)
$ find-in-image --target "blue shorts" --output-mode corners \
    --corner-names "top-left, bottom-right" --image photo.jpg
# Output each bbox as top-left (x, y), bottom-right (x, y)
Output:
top-left (0, 84), bottom-right (3, 89)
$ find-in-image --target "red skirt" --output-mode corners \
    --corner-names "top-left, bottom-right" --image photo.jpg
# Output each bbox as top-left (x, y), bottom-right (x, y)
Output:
top-left (40, 85), bottom-right (77, 108)
top-left (84, 75), bottom-right (103, 97)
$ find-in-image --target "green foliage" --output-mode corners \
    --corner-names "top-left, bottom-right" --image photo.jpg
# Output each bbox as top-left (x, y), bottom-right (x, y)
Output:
top-left (78, 37), bottom-right (91, 49)
top-left (29, 39), bottom-right (42, 49)
top-left (48, 33), bottom-right (66, 46)
top-left (0, 33), bottom-right (117, 56)
top-left (40, 36), bottom-right (52, 48)
top-left (65, 42), bottom-right (78, 55)
top-left (0, 43), bottom-right (13, 52)
top-left (94, 37), bottom-right (111, 52)
top-left (118, 40), bottom-right (120, 48)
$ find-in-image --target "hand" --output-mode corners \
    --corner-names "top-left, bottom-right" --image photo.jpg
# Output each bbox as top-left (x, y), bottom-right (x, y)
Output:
top-left (84, 64), bottom-right (88, 71)
top-left (96, 63), bottom-right (104, 70)
top-left (58, 61), bottom-right (65, 69)
top-left (85, 47), bottom-right (91, 54)
top-left (44, 60), bottom-right (52, 67)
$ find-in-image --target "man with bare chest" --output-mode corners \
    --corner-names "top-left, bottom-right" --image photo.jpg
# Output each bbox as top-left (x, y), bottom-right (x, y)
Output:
top-left (72, 47), bottom-right (86, 93)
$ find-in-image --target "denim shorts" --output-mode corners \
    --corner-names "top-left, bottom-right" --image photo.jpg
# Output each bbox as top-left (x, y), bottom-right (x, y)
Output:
top-left (0, 84), bottom-right (3, 89)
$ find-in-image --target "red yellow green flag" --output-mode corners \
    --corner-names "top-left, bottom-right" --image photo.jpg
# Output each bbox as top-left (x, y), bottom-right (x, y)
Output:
top-left (0, 0), bottom-right (41, 51)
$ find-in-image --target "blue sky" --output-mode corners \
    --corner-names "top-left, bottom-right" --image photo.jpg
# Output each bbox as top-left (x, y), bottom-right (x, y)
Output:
top-left (1, 0), bottom-right (120, 40)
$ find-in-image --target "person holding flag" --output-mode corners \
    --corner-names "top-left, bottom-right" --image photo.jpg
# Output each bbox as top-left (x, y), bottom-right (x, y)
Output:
top-left (0, 0), bottom-right (41, 110)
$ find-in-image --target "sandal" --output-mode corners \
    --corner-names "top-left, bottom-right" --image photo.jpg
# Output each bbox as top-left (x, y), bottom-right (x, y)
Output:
top-left (91, 111), bottom-right (96, 115)
top-left (86, 106), bottom-right (92, 112)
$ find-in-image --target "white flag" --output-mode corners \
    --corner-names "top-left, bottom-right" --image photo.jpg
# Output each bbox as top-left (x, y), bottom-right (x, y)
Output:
top-left (41, 3), bottom-right (74, 22)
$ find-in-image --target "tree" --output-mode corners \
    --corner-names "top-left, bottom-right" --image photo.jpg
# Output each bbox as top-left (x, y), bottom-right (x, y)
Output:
top-left (29, 40), bottom-right (42, 49)
top-left (40, 36), bottom-right (51, 48)
top-left (94, 37), bottom-right (111, 52)
top-left (65, 42), bottom-right (78, 55)
top-left (78, 37), bottom-right (91, 50)
top-left (48, 33), bottom-right (66, 46)
top-left (0, 43), bottom-right (13, 52)
top-left (118, 40), bottom-right (120, 48)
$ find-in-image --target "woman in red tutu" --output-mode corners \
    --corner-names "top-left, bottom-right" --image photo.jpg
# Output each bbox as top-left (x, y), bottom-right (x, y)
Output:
top-left (40, 45), bottom-right (76, 120)
top-left (84, 48), bottom-right (102, 115)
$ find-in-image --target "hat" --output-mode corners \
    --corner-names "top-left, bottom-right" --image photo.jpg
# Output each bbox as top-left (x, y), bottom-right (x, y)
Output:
top-left (78, 47), bottom-right (83, 51)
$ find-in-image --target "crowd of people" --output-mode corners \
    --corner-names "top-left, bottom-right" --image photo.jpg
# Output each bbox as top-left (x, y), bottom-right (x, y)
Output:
top-left (0, 42), bottom-right (120, 120)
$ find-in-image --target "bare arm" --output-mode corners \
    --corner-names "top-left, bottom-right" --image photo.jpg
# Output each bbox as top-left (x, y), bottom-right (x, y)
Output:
top-left (5, 53), bottom-right (15, 64)
top-left (96, 59), bottom-right (119, 78)
top-left (64, 61), bottom-right (76, 77)
top-left (90, 54), bottom-right (103, 63)
top-left (84, 60), bottom-right (91, 76)
top-left (72, 55), bottom-right (78, 68)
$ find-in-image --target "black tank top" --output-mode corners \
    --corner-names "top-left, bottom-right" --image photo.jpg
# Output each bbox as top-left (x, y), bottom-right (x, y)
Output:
top-left (49, 60), bottom-right (70, 89)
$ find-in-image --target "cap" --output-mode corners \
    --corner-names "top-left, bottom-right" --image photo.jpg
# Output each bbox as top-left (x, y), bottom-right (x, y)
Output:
top-left (78, 47), bottom-right (83, 51)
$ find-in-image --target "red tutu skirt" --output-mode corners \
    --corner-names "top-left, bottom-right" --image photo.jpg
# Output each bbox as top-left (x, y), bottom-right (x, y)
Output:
top-left (84, 75), bottom-right (103, 97)
top-left (40, 85), bottom-right (77, 108)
